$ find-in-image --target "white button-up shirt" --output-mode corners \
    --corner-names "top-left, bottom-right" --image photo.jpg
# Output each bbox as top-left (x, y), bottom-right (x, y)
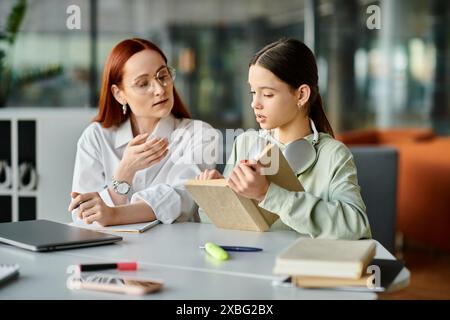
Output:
top-left (71, 114), bottom-right (216, 224)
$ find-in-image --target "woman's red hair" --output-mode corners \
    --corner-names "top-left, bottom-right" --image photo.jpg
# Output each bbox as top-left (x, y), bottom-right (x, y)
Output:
top-left (94, 38), bottom-right (190, 128)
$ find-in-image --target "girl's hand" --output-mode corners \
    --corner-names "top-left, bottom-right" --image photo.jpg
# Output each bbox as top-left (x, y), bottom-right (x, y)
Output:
top-left (115, 133), bottom-right (169, 182)
top-left (195, 169), bottom-right (224, 180)
top-left (227, 161), bottom-right (269, 202)
top-left (68, 192), bottom-right (117, 227)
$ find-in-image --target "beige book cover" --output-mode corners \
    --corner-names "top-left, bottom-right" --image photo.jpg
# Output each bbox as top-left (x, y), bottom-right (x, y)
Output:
top-left (273, 238), bottom-right (377, 279)
top-left (185, 143), bottom-right (303, 232)
top-left (292, 274), bottom-right (372, 289)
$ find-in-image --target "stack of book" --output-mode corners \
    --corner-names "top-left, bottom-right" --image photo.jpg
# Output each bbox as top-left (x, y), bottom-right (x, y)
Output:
top-left (274, 238), bottom-right (378, 290)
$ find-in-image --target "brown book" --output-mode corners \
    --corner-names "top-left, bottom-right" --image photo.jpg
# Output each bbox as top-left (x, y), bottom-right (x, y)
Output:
top-left (292, 274), bottom-right (372, 289)
top-left (291, 259), bottom-right (405, 291)
top-left (273, 238), bottom-right (377, 279)
top-left (185, 143), bottom-right (303, 232)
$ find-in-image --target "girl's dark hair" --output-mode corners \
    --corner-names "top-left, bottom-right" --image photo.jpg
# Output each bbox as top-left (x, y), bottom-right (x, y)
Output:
top-left (249, 38), bottom-right (334, 137)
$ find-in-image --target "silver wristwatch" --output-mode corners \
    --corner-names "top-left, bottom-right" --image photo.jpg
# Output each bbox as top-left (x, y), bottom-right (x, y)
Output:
top-left (112, 179), bottom-right (131, 195)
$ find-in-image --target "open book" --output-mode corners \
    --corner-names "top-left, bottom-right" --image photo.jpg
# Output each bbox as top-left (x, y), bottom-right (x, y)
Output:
top-left (273, 238), bottom-right (377, 279)
top-left (185, 143), bottom-right (304, 232)
top-left (70, 219), bottom-right (160, 233)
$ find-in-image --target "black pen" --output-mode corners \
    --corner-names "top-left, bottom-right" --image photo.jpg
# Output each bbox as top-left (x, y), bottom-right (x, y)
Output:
top-left (199, 245), bottom-right (263, 252)
top-left (220, 246), bottom-right (263, 252)
top-left (71, 201), bottom-right (85, 211)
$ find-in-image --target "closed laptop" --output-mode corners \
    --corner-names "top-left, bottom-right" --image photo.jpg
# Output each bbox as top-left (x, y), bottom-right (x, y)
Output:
top-left (0, 219), bottom-right (122, 252)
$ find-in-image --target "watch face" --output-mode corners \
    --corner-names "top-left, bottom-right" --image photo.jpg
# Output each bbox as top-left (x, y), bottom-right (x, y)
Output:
top-left (117, 182), bottom-right (130, 194)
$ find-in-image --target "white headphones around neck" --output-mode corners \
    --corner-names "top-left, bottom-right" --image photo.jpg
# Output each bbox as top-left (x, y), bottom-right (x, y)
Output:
top-left (282, 118), bottom-right (319, 173)
top-left (309, 118), bottom-right (319, 146)
top-left (249, 118), bottom-right (319, 174)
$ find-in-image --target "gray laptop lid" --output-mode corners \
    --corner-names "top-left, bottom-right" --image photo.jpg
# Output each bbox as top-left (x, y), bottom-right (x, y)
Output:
top-left (0, 219), bottom-right (122, 252)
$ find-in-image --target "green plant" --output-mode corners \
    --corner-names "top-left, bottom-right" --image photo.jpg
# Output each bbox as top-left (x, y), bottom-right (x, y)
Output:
top-left (0, 0), bottom-right (63, 107)
top-left (0, 0), bottom-right (27, 106)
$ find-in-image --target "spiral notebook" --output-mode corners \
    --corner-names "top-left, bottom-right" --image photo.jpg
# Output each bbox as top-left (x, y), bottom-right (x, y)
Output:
top-left (70, 218), bottom-right (160, 233)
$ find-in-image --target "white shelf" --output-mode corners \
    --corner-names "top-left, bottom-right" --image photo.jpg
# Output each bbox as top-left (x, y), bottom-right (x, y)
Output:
top-left (18, 190), bottom-right (38, 197)
top-left (0, 108), bottom-right (97, 222)
top-left (0, 190), bottom-right (14, 196)
top-left (0, 191), bottom-right (38, 197)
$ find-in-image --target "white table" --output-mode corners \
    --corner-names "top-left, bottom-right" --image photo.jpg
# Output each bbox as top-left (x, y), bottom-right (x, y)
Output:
top-left (0, 222), bottom-right (409, 300)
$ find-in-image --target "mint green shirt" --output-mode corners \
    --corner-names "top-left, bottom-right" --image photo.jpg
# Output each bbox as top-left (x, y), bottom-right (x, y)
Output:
top-left (200, 129), bottom-right (372, 240)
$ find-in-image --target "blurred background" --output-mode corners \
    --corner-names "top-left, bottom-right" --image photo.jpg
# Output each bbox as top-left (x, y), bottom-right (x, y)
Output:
top-left (1, 0), bottom-right (449, 133)
top-left (0, 0), bottom-right (449, 299)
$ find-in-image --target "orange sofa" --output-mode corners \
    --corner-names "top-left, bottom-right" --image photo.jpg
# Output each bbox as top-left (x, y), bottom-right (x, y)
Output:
top-left (337, 129), bottom-right (450, 252)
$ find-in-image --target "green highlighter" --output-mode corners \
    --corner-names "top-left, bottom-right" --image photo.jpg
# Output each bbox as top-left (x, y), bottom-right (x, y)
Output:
top-left (204, 242), bottom-right (229, 261)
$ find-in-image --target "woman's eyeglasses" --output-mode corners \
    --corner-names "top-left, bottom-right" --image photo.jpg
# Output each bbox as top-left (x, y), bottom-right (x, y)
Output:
top-left (128, 66), bottom-right (176, 95)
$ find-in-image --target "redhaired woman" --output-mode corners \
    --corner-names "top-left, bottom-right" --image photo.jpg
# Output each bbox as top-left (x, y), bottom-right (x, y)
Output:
top-left (68, 38), bottom-right (215, 226)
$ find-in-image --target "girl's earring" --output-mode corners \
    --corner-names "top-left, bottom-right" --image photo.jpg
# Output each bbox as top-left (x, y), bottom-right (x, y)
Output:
top-left (122, 103), bottom-right (127, 115)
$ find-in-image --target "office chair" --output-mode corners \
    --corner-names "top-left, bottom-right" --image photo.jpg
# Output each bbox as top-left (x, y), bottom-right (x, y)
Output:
top-left (350, 147), bottom-right (398, 254)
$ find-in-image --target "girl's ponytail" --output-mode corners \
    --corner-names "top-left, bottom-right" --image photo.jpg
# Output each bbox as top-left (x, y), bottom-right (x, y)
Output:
top-left (310, 92), bottom-right (334, 137)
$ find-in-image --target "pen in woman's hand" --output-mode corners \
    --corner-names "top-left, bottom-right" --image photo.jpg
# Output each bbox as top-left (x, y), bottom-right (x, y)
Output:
top-left (68, 192), bottom-right (81, 212)
top-left (73, 201), bottom-right (85, 210)
top-left (68, 200), bottom-right (84, 212)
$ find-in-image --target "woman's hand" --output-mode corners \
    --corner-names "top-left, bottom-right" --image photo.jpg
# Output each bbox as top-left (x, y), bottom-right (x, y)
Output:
top-left (227, 161), bottom-right (269, 202)
top-left (68, 192), bottom-right (117, 227)
top-left (115, 133), bottom-right (169, 182)
top-left (195, 169), bottom-right (224, 180)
